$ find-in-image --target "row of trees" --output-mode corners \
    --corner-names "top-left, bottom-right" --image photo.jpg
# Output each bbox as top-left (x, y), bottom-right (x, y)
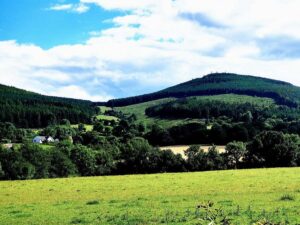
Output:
top-left (1, 130), bottom-right (300, 180)
top-left (146, 122), bottom-right (257, 146)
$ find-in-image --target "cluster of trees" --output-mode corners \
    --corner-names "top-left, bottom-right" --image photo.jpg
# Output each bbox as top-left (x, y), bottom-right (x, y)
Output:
top-left (0, 137), bottom-right (184, 180)
top-left (145, 122), bottom-right (256, 146)
top-left (146, 98), bottom-right (258, 121)
top-left (0, 122), bottom-right (29, 143)
top-left (1, 130), bottom-right (299, 180)
top-left (145, 97), bottom-right (300, 122)
top-left (143, 94), bottom-right (300, 146)
top-left (0, 84), bottom-right (95, 128)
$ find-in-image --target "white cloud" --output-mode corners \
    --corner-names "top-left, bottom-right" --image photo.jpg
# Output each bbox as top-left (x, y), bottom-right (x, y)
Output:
top-left (49, 4), bottom-right (73, 11)
top-left (49, 85), bottom-right (113, 101)
top-left (48, 3), bottom-right (89, 14)
top-left (2, 0), bottom-right (300, 101)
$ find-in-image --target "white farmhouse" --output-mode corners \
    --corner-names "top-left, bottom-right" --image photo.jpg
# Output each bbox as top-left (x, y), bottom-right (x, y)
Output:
top-left (46, 136), bottom-right (55, 143)
top-left (33, 136), bottom-right (46, 144)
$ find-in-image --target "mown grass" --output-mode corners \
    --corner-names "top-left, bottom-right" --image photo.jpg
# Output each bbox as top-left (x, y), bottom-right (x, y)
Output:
top-left (0, 168), bottom-right (300, 224)
top-left (115, 94), bottom-right (275, 129)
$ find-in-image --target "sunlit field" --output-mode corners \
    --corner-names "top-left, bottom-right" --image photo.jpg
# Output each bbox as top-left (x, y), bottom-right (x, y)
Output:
top-left (0, 168), bottom-right (300, 224)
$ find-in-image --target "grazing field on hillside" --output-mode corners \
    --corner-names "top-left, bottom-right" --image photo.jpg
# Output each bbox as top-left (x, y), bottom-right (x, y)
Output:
top-left (193, 94), bottom-right (275, 107)
top-left (115, 98), bottom-right (188, 128)
top-left (161, 145), bottom-right (226, 158)
top-left (0, 168), bottom-right (300, 224)
top-left (115, 94), bottom-right (275, 129)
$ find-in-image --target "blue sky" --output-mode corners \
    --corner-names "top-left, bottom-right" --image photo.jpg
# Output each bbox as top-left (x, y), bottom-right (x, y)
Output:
top-left (1, 0), bottom-right (300, 101)
top-left (0, 0), bottom-right (120, 48)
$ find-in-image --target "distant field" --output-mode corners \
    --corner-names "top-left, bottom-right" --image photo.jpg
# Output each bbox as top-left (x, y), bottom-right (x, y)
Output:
top-left (161, 145), bottom-right (226, 158)
top-left (0, 168), bottom-right (300, 224)
top-left (71, 124), bottom-right (93, 131)
top-left (98, 106), bottom-right (112, 113)
top-left (96, 114), bottom-right (119, 121)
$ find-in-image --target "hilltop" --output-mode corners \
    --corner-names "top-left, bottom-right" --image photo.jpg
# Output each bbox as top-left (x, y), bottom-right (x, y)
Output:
top-left (106, 73), bottom-right (300, 107)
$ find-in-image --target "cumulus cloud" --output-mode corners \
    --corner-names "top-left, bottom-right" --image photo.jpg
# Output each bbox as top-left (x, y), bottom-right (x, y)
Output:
top-left (1, 0), bottom-right (300, 101)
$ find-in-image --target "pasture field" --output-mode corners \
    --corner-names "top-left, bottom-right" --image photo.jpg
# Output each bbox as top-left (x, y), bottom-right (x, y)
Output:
top-left (160, 145), bottom-right (226, 158)
top-left (0, 168), bottom-right (300, 224)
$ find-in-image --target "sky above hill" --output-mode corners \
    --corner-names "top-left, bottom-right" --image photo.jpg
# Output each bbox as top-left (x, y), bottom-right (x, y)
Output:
top-left (1, 0), bottom-right (300, 101)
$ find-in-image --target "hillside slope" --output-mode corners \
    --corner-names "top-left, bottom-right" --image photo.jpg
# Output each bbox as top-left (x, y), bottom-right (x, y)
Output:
top-left (107, 73), bottom-right (300, 107)
top-left (0, 84), bottom-right (95, 128)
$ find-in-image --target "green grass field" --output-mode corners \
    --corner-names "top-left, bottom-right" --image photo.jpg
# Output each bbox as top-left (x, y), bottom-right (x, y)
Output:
top-left (0, 168), bottom-right (300, 224)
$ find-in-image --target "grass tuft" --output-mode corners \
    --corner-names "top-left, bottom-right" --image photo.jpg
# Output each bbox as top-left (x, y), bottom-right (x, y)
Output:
top-left (86, 200), bottom-right (100, 205)
top-left (279, 194), bottom-right (295, 201)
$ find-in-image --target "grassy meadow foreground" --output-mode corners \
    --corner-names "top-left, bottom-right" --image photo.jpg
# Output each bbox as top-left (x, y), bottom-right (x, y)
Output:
top-left (1, 168), bottom-right (300, 225)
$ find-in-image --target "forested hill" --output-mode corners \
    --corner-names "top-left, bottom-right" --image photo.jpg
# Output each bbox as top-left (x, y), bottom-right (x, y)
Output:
top-left (106, 73), bottom-right (300, 107)
top-left (0, 84), bottom-right (95, 128)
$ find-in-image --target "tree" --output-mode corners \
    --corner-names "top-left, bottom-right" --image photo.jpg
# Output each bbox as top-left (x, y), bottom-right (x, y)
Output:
top-left (78, 123), bottom-right (86, 132)
top-left (159, 149), bottom-right (186, 172)
top-left (225, 142), bottom-right (246, 169)
top-left (0, 162), bottom-right (5, 179)
top-left (60, 119), bottom-right (71, 126)
top-left (118, 137), bottom-right (159, 174)
top-left (93, 121), bottom-right (105, 133)
top-left (20, 143), bottom-right (51, 178)
top-left (185, 145), bottom-right (207, 171)
top-left (145, 124), bottom-right (173, 146)
top-left (70, 145), bottom-right (96, 176)
top-left (94, 149), bottom-right (115, 175)
top-left (206, 145), bottom-right (225, 170)
top-left (246, 131), bottom-right (300, 167)
top-left (50, 149), bottom-right (77, 178)
top-left (11, 161), bottom-right (36, 180)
